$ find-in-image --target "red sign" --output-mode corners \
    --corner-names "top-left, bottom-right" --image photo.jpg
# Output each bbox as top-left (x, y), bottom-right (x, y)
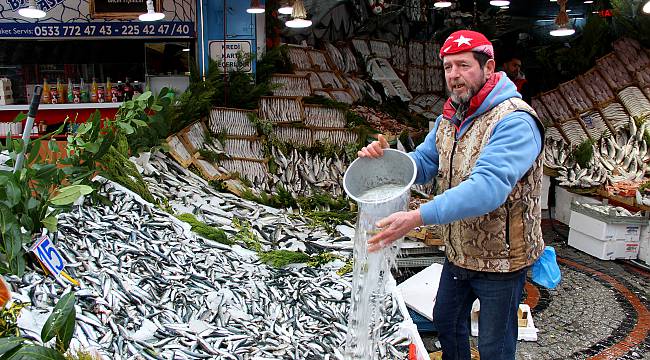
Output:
top-left (598, 9), bottom-right (613, 17)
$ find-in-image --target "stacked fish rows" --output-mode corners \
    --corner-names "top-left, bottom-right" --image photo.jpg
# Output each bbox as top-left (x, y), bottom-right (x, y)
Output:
top-left (14, 179), bottom-right (412, 359)
top-left (286, 46), bottom-right (312, 70)
top-left (260, 97), bottom-right (303, 123)
top-left (390, 44), bottom-right (408, 73)
top-left (273, 127), bottom-right (313, 147)
top-left (209, 108), bottom-right (257, 137)
top-left (308, 50), bottom-right (331, 71)
top-left (409, 94), bottom-right (445, 120)
top-left (304, 106), bottom-right (347, 128)
top-left (369, 40), bottom-right (392, 59)
top-left (269, 147), bottom-right (349, 198)
top-left (270, 75), bottom-right (312, 97)
top-left (295, 71), bottom-right (324, 89)
top-left (224, 138), bottom-right (264, 160)
top-left (596, 53), bottom-right (634, 90)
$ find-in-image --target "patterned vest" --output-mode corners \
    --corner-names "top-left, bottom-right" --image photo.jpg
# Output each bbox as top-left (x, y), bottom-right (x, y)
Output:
top-left (435, 97), bottom-right (545, 272)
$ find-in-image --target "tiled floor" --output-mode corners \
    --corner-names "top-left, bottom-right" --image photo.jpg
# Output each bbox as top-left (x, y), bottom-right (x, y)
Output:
top-left (417, 220), bottom-right (650, 359)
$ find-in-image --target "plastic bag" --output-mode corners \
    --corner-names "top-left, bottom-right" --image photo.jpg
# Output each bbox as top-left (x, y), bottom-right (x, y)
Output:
top-left (531, 246), bottom-right (561, 289)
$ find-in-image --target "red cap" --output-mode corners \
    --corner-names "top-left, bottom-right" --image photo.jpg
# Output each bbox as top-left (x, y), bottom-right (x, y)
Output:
top-left (439, 30), bottom-right (494, 59)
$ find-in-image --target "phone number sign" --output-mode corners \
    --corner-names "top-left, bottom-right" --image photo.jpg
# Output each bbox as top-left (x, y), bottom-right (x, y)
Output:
top-left (0, 21), bottom-right (194, 39)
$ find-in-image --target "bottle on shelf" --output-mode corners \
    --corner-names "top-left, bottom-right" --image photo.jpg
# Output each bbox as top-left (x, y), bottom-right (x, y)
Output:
top-left (72, 81), bottom-right (81, 104)
top-left (67, 78), bottom-right (74, 103)
top-left (111, 79), bottom-right (119, 103)
top-left (97, 83), bottom-right (105, 103)
top-left (105, 77), bottom-right (113, 103)
top-left (133, 80), bottom-right (142, 98)
top-left (90, 78), bottom-right (98, 103)
top-left (42, 78), bottom-right (51, 104)
top-left (50, 78), bottom-right (60, 104)
top-left (56, 78), bottom-right (65, 104)
top-left (116, 80), bottom-right (124, 102)
top-left (123, 77), bottom-right (132, 101)
top-left (80, 78), bottom-right (89, 103)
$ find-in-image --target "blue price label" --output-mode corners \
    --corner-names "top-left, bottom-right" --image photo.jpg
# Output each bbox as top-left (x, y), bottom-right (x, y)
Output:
top-left (30, 235), bottom-right (66, 278)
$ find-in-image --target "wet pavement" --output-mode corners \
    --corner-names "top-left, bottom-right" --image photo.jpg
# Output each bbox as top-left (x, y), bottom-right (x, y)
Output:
top-left (416, 220), bottom-right (650, 359)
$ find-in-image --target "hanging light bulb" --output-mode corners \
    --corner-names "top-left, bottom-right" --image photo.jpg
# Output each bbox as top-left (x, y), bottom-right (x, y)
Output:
top-left (246, 0), bottom-right (265, 14)
top-left (18, 0), bottom-right (46, 19)
top-left (549, 0), bottom-right (574, 37)
top-left (285, 0), bottom-right (311, 28)
top-left (278, 0), bottom-right (293, 15)
top-left (490, 0), bottom-right (510, 6)
top-left (643, 0), bottom-right (650, 14)
top-left (139, 0), bottom-right (165, 21)
top-left (433, 1), bottom-right (452, 8)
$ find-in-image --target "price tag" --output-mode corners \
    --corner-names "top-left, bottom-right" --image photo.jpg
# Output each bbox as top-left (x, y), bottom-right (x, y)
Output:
top-left (30, 235), bottom-right (66, 278)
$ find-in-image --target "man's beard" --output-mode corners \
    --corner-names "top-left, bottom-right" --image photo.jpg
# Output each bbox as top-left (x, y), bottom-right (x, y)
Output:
top-left (448, 84), bottom-right (479, 106)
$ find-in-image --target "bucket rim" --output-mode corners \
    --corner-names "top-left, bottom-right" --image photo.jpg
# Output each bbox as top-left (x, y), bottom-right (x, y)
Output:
top-left (343, 148), bottom-right (417, 204)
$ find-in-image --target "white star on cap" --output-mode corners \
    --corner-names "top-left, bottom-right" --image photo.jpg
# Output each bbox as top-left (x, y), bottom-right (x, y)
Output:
top-left (453, 35), bottom-right (473, 47)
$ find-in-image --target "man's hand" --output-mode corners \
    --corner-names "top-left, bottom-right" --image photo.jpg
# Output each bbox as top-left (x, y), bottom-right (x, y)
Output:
top-left (357, 134), bottom-right (389, 158)
top-left (367, 209), bottom-right (423, 252)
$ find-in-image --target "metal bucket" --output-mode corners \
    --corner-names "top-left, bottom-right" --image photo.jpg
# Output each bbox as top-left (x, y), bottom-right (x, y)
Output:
top-left (343, 149), bottom-right (417, 359)
top-left (343, 149), bottom-right (417, 204)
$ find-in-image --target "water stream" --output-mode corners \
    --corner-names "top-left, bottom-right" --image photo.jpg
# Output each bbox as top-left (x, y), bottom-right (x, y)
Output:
top-left (344, 184), bottom-right (410, 359)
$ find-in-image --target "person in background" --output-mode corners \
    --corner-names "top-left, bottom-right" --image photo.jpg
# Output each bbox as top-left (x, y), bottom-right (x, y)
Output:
top-left (358, 30), bottom-right (544, 360)
top-left (501, 54), bottom-right (530, 103)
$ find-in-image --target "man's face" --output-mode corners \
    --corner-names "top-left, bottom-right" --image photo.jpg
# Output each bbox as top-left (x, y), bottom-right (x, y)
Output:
top-left (443, 52), bottom-right (494, 104)
top-left (503, 58), bottom-right (522, 80)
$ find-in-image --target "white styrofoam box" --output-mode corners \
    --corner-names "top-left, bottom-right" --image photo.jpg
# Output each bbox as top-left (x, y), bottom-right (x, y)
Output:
top-left (541, 175), bottom-right (550, 210)
top-left (470, 301), bottom-right (538, 341)
top-left (637, 225), bottom-right (650, 265)
top-left (388, 276), bottom-right (429, 360)
top-left (397, 263), bottom-right (443, 321)
top-left (569, 210), bottom-right (642, 242)
top-left (0, 89), bottom-right (13, 105)
top-left (568, 228), bottom-right (640, 260)
top-left (554, 187), bottom-right (600, 225)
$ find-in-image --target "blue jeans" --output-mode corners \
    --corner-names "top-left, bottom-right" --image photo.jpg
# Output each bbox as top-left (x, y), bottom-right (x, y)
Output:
top-left (432, 259), bottom-right (527, 360)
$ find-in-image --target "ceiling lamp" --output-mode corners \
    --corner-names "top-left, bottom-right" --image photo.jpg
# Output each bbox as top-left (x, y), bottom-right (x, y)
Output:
top-left (246, 0), bottom-right (265, 14)
top-left (584, 0), bottom-right (593, 3)
top-left (550, 0), bottom-right (575, 37)
top-left (278, 0), bottom-right (293, 15)
top-left (643, 0), bottom-right (650, 13)
top-left (285, 0), bottom-right (311, 28)
top-left (18, 0), bottom-right (46, 18)
top-left (490, 0), bottom-right (510, 6)
top-left (139, 0), bottom-right (165, 21)
top-left (433, 1), bottom-right (452, 8)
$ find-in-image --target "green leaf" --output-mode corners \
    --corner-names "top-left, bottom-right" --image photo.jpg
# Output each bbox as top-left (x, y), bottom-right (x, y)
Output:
top-left (27, 139), bottom-right (42, 165)
top-left (0, 337), bottom-right (24, 355)
top-left (19, 214), bottom-right (33, 232)
top-left (56, 307), bottom-right (76, 352)
top-left (41, 216), bottom-right (58, 233)
top-left (137, 91), bottom-right (152, 101)
top-left (117, 122), bottom-right (134, 135)
top-left (11, 113), bottom-right (27, 123)
top-left (49, 185), bottom-right (93, 206)
top-left (0, 172), bottom-right (10, 186)
top-left (41, 292), bottom-right (76, 345)
top-left (125, 101), bottom-right (135, 109)
top-left (75, 123), bottom-right (90, 135)
top-left (132, 119), bottom-right (148, 127)
top-left (26, 198), bottom-right (39, 210)
top-left (6, 344), bottom-right (66, 360)
top-left (48, 140), bottom-right (58, 152)
top-left (83, 142), bottom-right (100, 154)
top-left (151, 104), bottom-right (163, 112)
top-left (5, 180), bottom-right (21, 208)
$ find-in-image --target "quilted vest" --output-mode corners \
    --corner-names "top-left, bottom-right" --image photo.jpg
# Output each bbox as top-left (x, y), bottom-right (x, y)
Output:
top-left (435, 97), bottom-right (545, 272)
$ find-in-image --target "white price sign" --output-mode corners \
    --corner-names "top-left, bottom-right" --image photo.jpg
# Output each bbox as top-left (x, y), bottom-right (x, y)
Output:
top-left (30, 235), bottom-right (66, 278)
top-left (209, 40), bottom-right (253, 73)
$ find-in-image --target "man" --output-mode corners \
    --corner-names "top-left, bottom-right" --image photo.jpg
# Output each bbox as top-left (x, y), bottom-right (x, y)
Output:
top-left (501, 55), bottom-right (529, 102)
top-left (358, 30), bottom-right (544, 360)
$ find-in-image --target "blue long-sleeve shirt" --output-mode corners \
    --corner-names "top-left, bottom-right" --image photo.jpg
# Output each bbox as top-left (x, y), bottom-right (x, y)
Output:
top-left (410, 73), bottom-right (543, 225)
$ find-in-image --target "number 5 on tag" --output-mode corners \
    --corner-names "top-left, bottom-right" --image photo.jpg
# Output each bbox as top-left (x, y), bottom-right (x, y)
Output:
top-left (30, 235), bottom-right (66, 278)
